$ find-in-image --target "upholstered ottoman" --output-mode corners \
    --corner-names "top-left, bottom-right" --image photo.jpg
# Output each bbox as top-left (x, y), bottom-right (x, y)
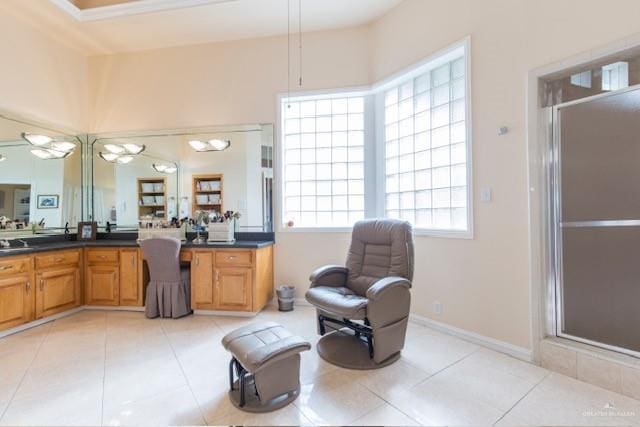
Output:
top-left (221, 322), bottom-right (311, 413)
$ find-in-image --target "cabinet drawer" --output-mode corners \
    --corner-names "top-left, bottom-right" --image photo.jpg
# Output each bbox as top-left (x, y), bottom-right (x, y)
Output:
top-left (215, 250), bottom-right (253, 267)
top-left (35, 250), bottom-right (80, 269)
top-left (87, 249), bottom-right (119, 264)
top-left (0, 256), bottom-right (31, 277)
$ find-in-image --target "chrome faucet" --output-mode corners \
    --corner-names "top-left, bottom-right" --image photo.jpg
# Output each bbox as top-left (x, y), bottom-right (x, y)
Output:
top-left (15, 239), bottom-right (29, 248)
top-left (0, 239), bottom-right (9, 249)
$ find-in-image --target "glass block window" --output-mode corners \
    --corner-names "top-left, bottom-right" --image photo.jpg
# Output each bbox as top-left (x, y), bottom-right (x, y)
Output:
top-left (384, 55), bottom-right (469, 231)
top-left (282, 95), bottom-right (366, 227)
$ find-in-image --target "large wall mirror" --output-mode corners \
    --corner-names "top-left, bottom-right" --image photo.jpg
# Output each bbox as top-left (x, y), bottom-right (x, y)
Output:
top-left (89, 124), bottom-right (274, 232)
top-left (0, 112), bottom-right (82, 237)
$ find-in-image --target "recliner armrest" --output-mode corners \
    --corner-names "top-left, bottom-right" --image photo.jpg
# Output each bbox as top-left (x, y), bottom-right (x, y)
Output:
top-left (366, 276), bottom-right (411, 301)
top-left (309, 265), bottom-right (349, 287)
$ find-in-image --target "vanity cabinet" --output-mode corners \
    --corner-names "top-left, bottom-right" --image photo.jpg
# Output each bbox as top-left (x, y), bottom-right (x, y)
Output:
top-left (34, 249), bottom-right (82, 319)
top-left (0, 256), bottom-right (33, 330)
top-left (191, 250), bottom-right (215, 309)
top-left (119, 249), bottom-right (141, 306)
top-left (84, 248), bottom-right (143, 307)
top-left (190, 246), bottom-right (273, 312)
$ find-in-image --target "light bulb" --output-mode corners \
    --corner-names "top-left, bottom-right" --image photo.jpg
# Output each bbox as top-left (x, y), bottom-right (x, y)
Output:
top-left (208, 139), bottom-right (230, 151)
top-left (123, 143), bottom-right (144, 154)
top-left (117, 156), bottom-right (133, 164)
top-left (104, 144), bottom-right (125, 154)
top-left (188, 140), bottom-right (208, 151)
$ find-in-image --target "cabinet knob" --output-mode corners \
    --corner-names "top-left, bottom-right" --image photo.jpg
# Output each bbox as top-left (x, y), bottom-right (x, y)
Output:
top-left (39, 279), bottom-right (44, 291)
top-left (0, 265), bottom-right (11, 271)
top-left (215, 269), bottom-right (219, 282)
top-left (195, 256), bottom-right (199, 266)
top-left (26, 281), bottom-right (31, 293)
top-left (227, 256), bottom-right (236, 260)
top-left (55, 257), bottom-right (64, 263)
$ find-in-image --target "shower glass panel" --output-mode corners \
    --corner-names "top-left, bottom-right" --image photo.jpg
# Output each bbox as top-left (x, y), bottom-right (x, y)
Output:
top-left (554, 86), bottom-right (640, 355)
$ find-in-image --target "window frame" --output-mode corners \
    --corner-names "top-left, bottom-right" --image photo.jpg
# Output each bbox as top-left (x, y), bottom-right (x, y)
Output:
top-left (373, 38), bottom-right (473, 239)
top-left (276, 86), bottom-right (376, 233)
top-left (276, 37), bottom-right (472, 238)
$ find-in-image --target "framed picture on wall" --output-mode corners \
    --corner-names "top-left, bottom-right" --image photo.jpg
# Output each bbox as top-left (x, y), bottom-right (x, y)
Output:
top-left (37, 194), bottom-right (59, 209)
top-left (77, 222), bottom-right (97, 241)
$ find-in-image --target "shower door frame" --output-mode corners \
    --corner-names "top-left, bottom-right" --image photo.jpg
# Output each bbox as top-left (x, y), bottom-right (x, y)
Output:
top-left (549, 83), bottom-right (640, 359)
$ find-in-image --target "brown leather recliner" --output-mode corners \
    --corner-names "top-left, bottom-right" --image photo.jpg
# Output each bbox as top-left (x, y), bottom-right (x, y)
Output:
top-left (305, 219), bottom-right (414, 368)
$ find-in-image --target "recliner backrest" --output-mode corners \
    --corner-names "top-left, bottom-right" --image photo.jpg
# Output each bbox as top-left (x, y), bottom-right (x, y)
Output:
top-left (345, 219), bottom-right (414, 296)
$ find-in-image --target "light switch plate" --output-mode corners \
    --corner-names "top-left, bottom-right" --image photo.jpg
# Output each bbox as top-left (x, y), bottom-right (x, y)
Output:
top-left (480, 187), bottom-right (492, 203)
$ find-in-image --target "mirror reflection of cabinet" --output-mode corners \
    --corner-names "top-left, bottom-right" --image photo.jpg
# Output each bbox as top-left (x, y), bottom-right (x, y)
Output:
top-left (138, 177), bottom-right (167, 221)
top-left (192, 174), bottom-right (223, 215)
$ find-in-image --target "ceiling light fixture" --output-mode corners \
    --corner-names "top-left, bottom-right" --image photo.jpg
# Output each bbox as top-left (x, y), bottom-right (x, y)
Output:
top-left (153, 163), bottom-right (177, 174)
top-left (117, 156), bottom-right (133, 164)
top-left (188, 139), bottom-right (231, 152)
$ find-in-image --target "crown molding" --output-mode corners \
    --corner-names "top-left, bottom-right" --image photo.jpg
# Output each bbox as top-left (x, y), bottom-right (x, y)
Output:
top-left (49, 0), bottom-right (237, 22)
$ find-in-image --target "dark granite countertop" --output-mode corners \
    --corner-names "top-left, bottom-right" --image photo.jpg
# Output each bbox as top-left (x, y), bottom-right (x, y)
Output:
top-left (0, 235), bottom-right (274, 258)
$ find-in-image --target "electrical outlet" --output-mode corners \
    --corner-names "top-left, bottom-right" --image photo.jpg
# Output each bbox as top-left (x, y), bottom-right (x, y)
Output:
top-left (434, 301), bottom-right (443, 315)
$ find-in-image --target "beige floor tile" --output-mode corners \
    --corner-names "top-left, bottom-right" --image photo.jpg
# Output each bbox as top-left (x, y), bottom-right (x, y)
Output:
top-left (431, 353), bottom-right (540, 411)
top-left (401, 329), bottom-right (479, 374)
top-left (103, 352), bottom-right (188, 406)
top-left (356, 358), bottom-right (431, 399)
top-left (210, 401), bottom-right (313, 426)
top-left (0, 377), bottom-right (103, 427)
top-left (103, 385), bottom-right (205, 427)
top-left (465, 347), bottom-right (548, 383)
top-left (504, 373), bottom-right (640, 426)
top-left (384, 375), bottom-right (505, 425)
top-left (295, 369), bottom-right (386, 425)
top-left (349, 402), bottom-right (419, 426)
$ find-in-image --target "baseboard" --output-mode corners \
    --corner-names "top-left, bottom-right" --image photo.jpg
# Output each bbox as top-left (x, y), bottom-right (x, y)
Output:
top-left (82, 305), bottom-right (145, 312)
top-left (409, 313), bottom-right (533, 362)
top-left (0, 307), bottom-right (84, 339)
top-left (194, 309), bottom-right (257, 318)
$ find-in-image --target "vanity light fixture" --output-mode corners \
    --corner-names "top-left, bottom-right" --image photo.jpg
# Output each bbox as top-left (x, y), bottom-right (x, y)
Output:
top-left (31, 148), bottom-right (72, 160)
top-left (104, 143), bottom-right (145, 155)
top-left (99, 152), bottom-right (134, 164)
top-left (153, 163), bottom-right (177, 174)
top-left (22, 132), bottom-right (76, 159)
top-left (188, 139), bottom-right (231, 152)
top-left (0, 154), bottom-right (6, 162)
top-left (21, 133), bottom-right (53, 146)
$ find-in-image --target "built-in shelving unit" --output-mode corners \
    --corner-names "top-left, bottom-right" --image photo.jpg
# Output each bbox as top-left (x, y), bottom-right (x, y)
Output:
top-left (13, 189), bottom-right (30, 223)
top-left (192, 174), bottom-right (223, 215)
top-left (137, 177), bottom-right (167, 220)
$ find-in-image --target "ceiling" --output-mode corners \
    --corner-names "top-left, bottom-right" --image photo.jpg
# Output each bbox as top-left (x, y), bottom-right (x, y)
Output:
top-left (8, 0), bottom-right (403, 55)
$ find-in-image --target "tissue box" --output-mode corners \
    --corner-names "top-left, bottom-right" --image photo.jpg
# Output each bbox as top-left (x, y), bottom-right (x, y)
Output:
top-left (207, 220), bottom-right (235, 243)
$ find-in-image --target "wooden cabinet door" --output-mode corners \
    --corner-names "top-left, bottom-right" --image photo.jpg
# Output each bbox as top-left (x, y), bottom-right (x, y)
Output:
top-left (35, 267), bottom-right (81, 318)
top-left (85, 265), bottom-right (119, 306)
top-left (215, 267), bottom-right (252, 311)
top-left (191, 251), bottom-right (214, 309)
top-left (0, 274), bottom-right (33, 331)
top-left (119, 249), bottom-right (141, 306)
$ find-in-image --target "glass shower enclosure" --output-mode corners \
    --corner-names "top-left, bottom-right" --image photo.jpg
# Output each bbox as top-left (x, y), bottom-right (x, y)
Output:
top-left (551, 85), bottom-right (640, 356)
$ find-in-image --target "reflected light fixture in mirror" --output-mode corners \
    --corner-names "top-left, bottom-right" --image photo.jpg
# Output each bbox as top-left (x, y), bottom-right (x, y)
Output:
top-left (31, 148), bottom-right (72, 159)
top-left (21, 133), bottom-right (53, 146)
top-left (0, 154), bottom-right (6, 162)
top-left (152, 163), bottom-right (177, 174)
top-left (188, 139), bottom-right (231, 152)
top-left (104, 143), bottom-right (145, 155)
top-left (99, 152), bottom-right (134, 164)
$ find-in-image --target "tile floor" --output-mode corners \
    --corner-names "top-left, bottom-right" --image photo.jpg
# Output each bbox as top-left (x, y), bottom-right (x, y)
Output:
top-left (1, 306), bottom-right (639, 426)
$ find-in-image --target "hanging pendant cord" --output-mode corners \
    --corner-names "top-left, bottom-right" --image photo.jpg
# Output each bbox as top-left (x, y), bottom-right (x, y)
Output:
top-left (298, 0), bottom-right (302, 86)
top-left (286, 0), bottom-right (291, 107)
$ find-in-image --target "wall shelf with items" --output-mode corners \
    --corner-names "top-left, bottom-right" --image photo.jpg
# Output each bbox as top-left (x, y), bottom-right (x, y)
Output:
top-left (192, 174), bottom-right (223, 214)
top-left (138, 177), bottom-right (167, 220)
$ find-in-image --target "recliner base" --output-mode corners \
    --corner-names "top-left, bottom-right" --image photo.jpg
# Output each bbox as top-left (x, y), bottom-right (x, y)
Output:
top-left (228, 377), bottom-right (300, 413)
top-left (316, 329), bottom-right (401, 370)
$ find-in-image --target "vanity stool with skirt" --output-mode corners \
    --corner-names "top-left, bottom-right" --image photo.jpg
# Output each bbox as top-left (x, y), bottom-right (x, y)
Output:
top-left (221, 322), bottom-right (311, 413)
